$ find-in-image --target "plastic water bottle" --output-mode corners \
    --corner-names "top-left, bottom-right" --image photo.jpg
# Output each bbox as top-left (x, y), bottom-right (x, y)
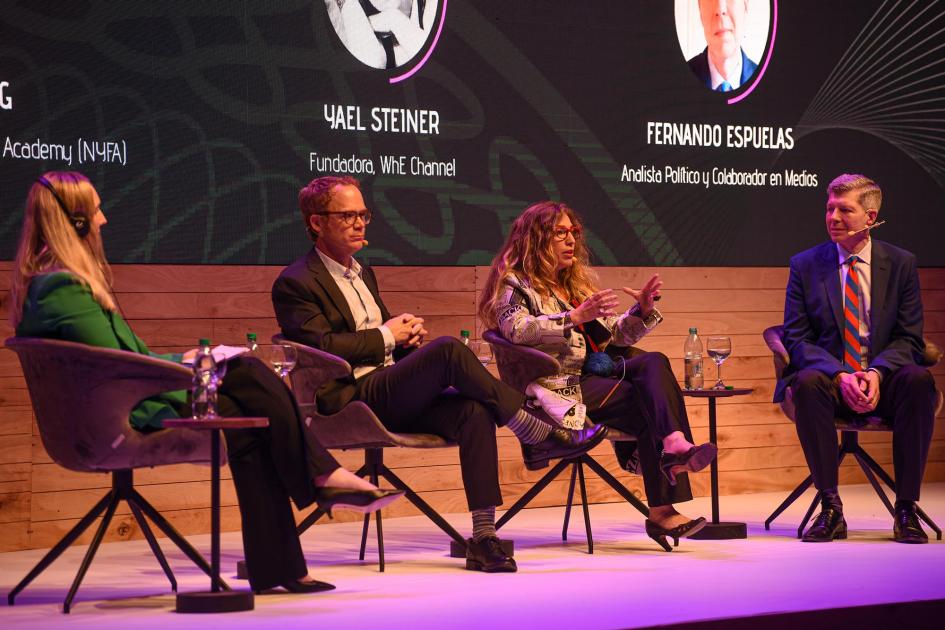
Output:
top-left (684, 328), bottom-right (704, 390)
top-left (246, 332), bottom-right (260, 357)
top-left (460, 329), bottom-right (470, 346)
top-left (192, 338), bottom-right (218, 419)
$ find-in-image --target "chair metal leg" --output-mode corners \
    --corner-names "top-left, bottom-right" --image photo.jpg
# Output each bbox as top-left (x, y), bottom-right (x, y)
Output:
top-left (581, 455), bottom-right (649, 517)
top-left (296, 506), bottom-right (329, 535)
top-left (380, 465), bottom-right (467, 545)
top-left (63, 492), bottom-right (121, 613)
top-left (854, 445), bottom-right (943, 540)
top-left (797, 491), bottom-right (822, 539)
top-left (7, 491), bottom-right (113, 606)
top-left (130, 488), bottom-right (223, 588)
top-left (764, 475), bottom-right (813, 530)
top-left (496, 458), bottom-right (572, 530)
top-left (853, 452), bottom-right (895, 516)
top-left (562, 464), bottom-right (578, 541)
top-left (128, 499), bottom-right (177, 592)
top-left (577, 462), bottom-right (593, 554)
top-left (359, 514), bottom-right (371, 561)
top-left (375, 510), bottom-right (385, 573)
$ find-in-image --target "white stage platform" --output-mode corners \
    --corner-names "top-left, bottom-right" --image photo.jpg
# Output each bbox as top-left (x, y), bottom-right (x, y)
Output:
top-left (2, 483), bottom-right (944, 629)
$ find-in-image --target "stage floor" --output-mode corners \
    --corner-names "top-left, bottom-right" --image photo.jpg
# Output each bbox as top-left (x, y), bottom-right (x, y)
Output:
top-left (1, 483), bottom-right (944, 629)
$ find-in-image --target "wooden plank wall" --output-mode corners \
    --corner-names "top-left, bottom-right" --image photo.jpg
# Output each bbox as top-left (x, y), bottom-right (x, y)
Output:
top-left (1, 262), bottom-right (943, 552)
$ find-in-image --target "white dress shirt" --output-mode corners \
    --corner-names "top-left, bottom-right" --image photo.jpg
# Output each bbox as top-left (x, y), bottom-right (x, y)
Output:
top-left (708, 51), bottom-right (744, 90)
top-left (316, 248), bottom-right (395, 379)
top-left (837, 239), bottom-right (872, 369)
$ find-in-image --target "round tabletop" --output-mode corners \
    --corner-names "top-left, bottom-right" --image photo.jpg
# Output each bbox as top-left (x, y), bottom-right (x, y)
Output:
top-left (162, 417), bottom-right (269, 430)
top-left (681, 388), bottom-right (753, 398)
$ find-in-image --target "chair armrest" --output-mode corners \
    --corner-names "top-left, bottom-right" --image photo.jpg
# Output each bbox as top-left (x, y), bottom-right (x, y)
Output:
top-left (762, 325), bottom-right (789, 380)
top-left (483, 329), bottom-right (562, 393)
top-left (272, 334), bottom-right (352, 405)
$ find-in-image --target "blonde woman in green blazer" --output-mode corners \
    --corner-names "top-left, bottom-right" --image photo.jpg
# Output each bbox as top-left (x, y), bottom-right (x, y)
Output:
top-left (10, 172), bottom-right (401, 594)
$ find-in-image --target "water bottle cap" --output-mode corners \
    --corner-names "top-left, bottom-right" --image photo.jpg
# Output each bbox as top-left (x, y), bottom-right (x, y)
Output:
top-left (689, 327), bottom-right (697, 334)
top-left (460, 330), bottom-right (470, 337)
top-left (247, 333), bottom-right (257, 341)
top-left (199, 338), bottom-right (211, 347)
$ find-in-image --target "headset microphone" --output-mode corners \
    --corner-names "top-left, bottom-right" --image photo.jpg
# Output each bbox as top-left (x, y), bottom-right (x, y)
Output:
top-left (35, 176), bottom-right (90, 237)
top-left (847, 220), bottom-right (886, 236)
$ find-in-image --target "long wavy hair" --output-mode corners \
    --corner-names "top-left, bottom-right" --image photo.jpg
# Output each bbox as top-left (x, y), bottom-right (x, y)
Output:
top-left (10, 171), bottom-right (115, 327)
top-left (478, 201), bottom-right (598, 329)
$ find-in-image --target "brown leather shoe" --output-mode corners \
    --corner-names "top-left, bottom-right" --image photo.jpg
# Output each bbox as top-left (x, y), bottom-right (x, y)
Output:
top-left (522, 424), bottom-right (608, 471)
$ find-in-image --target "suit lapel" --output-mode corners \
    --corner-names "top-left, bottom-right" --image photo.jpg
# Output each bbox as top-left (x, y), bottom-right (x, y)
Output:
top-left (306, 248), bottom-right (357, 331)
top-left (871, 240), bottom-right (891, 342)
top-left (818, 242), bottom-right (844, 335)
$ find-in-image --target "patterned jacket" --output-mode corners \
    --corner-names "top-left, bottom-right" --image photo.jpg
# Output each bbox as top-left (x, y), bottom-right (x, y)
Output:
top-left (493, 273), bottom-right (662, 405)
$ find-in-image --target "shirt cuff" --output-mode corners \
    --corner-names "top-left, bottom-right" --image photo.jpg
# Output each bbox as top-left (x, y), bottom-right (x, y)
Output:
top-left (867, 367), bottom-right (884, 383)
top-left (379, 325), bottom-right (396, 359)
top-left (642, 306), bottom-right (663, 330)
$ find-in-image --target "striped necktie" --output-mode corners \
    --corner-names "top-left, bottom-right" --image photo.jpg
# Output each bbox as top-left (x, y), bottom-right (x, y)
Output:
top-left (842, 256), bottom-right (863, 371)
top-left (716, 80), bottom-right (732, 92)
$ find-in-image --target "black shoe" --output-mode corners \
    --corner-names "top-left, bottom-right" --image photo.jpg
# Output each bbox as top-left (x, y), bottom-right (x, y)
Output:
top-left (255, 577), bottom-right (336, 594)
top-left (522, 424), bottom-right (608, 471)
top-left (893, 502), bottom-right (929, 544)
top-left (644, 517), bottom-right (707, 552)
top-left (802, 506), bottom-right (847, 542)
top-left (314, 487), bottom-right (404, 518)
top-left (465, 535), bottom-right (517, 573)
top-left (659, 443), bottom-right (718, 485)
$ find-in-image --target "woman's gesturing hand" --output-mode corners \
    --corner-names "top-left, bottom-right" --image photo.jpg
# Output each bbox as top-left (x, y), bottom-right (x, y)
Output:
top-left (570, 289), bottom-right (620, 325)
top-left (622, 274), bottom-right (662, 318)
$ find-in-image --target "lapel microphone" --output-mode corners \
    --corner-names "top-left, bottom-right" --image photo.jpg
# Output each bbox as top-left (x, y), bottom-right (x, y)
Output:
top-left (847, 220), bottom-right (886, 236)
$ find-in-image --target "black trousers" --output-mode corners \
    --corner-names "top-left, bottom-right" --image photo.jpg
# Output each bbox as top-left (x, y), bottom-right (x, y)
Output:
top-left (355, 337), bottom-right (525, 511)
top-left (176, 356), bottom-right (340, 591)
top-left (581, 351), bottom-right (695, 508)
top-left (791, 365), bottom-right (936, 502)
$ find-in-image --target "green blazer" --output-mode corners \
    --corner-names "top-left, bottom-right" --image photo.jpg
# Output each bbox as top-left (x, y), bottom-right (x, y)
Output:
top-left (15, 272), bottom-right (187, 431)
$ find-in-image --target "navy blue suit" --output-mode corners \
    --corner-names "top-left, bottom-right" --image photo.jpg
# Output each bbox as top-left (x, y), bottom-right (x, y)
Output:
top-left (687, 47), bottom-right (758, 90)
top-left (777, 239), bottom-right (935, 501)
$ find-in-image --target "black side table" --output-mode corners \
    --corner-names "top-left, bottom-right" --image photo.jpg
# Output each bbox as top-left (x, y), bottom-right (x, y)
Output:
top-left (163, 417), bottom-right (268, 613)
top-left (680, 388), bottom-right (753, 539)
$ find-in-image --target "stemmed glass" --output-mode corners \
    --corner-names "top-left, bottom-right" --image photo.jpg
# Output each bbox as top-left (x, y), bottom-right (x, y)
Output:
top-left (706, 336), bottom-right (732, 389)
top-left (269, 344), bottom-right (298, 382)
top-left (472, 340), bottom-right (493, 367)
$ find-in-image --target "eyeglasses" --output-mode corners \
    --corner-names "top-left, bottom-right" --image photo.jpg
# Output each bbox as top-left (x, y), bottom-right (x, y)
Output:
top-left (315, 210), bottom-right (372, 226)
top-left (551, 226), bottom-right (583, 241)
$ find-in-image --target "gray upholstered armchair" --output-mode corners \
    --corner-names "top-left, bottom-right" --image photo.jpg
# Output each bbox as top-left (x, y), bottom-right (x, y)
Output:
top-left (5, 337), bottom-right (219, 613)
top-left (762, 325), bottom-right (941, 539)
top-left (483, 330), bottom-right (649, 554)
top-left (272, 334), bottom-right (466, 571)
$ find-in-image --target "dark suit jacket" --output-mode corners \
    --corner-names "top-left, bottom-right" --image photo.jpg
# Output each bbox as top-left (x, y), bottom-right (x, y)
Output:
top-left (272, 247), bottom-right (412, 413)
top-left (774, 239), bottom-right (925, 402)
top-left (687, 47), bottom-right (758, 89)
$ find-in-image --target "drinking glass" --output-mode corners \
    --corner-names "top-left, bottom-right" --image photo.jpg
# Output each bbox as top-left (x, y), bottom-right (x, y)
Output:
top-left (706, 336), bottom-right (732, 389)
top-left (269, 344), bottom-right (298, 380)
top-left (472, 340), bottom-right (493, 367)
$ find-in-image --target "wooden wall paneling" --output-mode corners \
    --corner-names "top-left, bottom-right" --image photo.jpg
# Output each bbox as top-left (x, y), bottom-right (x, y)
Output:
top-left (1, 264), bottom-right (944, 552)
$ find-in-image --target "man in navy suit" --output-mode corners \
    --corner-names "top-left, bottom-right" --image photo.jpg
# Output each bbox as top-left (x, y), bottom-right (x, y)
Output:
top-left (687, 0), bottom-right (758, 91)
top-left (776, 174), bottom-right (936, 543)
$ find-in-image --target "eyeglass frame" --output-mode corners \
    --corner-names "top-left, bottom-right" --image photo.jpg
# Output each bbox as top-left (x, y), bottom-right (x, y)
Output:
top-left (313, 210), bottom-right (373, 226)
top-left (551, 225), bottom-right (583, 241)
